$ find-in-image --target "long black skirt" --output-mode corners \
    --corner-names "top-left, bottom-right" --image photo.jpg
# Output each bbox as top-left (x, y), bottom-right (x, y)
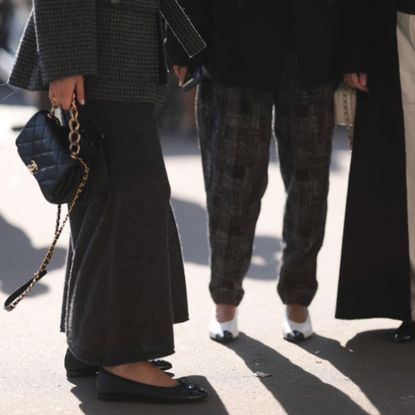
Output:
top-left (61, 100), bottom-right (188, 366)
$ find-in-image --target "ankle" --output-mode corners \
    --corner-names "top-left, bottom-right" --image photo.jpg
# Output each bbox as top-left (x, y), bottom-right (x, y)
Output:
top-left (287, 304), bottom-right (308, 323)
top-left (104, 361), bottom-right (147, 376)
top-left (216, 304), bottom-right (237, 323)
top-left (104, 361), bottom-right (178, 387)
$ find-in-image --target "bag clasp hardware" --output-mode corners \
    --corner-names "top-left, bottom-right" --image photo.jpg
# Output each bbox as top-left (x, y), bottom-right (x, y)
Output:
top-left (27, 160), bottom-right (38, 174)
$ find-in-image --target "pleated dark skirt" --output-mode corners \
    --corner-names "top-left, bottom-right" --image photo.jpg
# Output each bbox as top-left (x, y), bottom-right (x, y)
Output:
top-left (61, 100), bottom-right (188, 366)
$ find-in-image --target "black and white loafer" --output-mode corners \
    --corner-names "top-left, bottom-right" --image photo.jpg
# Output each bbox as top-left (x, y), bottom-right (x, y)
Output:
top-left (282, 310), bottom-right (314, 343)
top-left (208, 313), bottom-right (239, 343)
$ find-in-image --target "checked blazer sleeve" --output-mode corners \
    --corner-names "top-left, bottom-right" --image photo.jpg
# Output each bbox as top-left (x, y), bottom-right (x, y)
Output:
top-left (33, 0), bottom-right (97, 84)
top-left (160, 0), bottom-right (206, 58)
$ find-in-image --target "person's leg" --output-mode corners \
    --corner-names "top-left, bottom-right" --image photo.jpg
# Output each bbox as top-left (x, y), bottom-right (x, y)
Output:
top-left (275, 54), bottom-right (334, 325)
top-left (196, 79), bottom-right (273, 322)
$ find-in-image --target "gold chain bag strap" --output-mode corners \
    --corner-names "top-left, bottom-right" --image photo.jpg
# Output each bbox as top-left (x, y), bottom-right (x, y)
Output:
top-left (334, 83), bottom-right (357, 148)
top-left (4, 98), bottom-right (90, 311)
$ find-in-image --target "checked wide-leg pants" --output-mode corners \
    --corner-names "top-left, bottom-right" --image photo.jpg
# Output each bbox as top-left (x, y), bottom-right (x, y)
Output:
top-left (196, 55), bottom-right (334, 307)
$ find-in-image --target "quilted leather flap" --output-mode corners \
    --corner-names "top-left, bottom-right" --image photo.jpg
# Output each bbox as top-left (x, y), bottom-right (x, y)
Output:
top-left (16, 111), bottom-right (70, 162)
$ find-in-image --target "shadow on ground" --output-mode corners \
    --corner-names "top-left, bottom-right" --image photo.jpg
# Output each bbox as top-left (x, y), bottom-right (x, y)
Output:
top-left (298, 330), bottom-right (415, 415)
top-left (0, 214), bottom-right (66, 298)
top-left (172, 198), bottom-right (281, 280)
top-left (69, 376), bottom-right (228, 415)
top-left (225, 333), bottom-right (369, 415)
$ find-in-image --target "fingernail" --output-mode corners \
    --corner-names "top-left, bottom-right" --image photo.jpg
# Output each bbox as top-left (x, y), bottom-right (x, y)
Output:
top-left (80, 99), bottom-right (86, 105)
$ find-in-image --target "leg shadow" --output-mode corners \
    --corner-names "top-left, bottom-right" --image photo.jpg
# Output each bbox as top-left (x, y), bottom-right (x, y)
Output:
top-left (224, 333), bottom-right (369, 415)
top-left (298, 331), bottom-right (415, 415)
top-left (0, 214), bottom-right (66, 297)
top-left (69, 376), bottom-right (229, 415)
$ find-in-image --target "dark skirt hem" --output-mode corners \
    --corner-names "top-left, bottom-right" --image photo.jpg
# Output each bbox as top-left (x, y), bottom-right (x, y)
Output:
top-left (67, 342), bottom-right (177, 368)
top-left (63, 315), bottom-right (189, 366)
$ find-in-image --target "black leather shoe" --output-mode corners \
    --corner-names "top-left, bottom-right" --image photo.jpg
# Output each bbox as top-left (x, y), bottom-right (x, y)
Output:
top-left (394, 321), bottom-right (415, 342)
top-left (65, 349), bottom-right (100, 378)
top-left (97, 369), bottom-right (208, 402)
top-left (65, 349), bottom-right (173, 378)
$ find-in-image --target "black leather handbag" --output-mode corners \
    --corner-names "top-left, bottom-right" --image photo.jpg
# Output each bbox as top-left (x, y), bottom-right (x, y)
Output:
top-left (15, 101), bottom-right (107, 204)
top-left (4, 98), bottom-right (108, 311)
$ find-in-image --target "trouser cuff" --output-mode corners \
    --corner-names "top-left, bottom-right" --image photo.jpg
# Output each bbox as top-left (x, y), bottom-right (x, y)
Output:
top-left (277, 265), bottom-right (318, 306)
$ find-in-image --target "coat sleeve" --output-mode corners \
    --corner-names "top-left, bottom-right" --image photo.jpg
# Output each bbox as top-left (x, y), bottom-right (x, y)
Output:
top-left (33, 0), bottom-right (97, 84)
top-left (339, 0), bottom-right (373, 74)
top-left (165, 0), bottom-right (210, 68)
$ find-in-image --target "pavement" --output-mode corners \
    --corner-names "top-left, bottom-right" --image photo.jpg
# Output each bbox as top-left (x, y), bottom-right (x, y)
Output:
top-left (0, 103), bottom-right (414, 415)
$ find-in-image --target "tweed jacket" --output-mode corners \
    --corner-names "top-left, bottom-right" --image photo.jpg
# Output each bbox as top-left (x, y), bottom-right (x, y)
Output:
top-left (8, 0), bottom-right (205, 102)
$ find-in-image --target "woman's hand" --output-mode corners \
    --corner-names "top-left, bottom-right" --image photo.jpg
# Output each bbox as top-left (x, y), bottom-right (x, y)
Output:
top-left (48, 75), bottom-right (85, 110)
top-left (344, 73), bottom-right (369, 92)
top-left (173, 66), bottom-right (188, 87)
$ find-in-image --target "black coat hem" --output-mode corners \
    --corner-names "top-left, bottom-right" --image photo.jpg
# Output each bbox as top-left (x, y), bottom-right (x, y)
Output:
top-left (335, 313), bottom-right (411, 321)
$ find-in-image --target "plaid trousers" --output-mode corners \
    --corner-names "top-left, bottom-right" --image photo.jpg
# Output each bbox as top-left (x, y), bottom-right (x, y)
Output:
top-left (196, 55), bottom-right (334, 306)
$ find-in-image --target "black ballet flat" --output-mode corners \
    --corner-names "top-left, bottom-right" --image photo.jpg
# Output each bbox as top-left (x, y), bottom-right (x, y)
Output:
top-left (65, 349), bottom-right (173, 378)
top-left (393, 321), bottom-right (415, 343)
top-left (96, 369), bottom-right (208, 403)
top-left (65, 349), bottom-right (100, 378)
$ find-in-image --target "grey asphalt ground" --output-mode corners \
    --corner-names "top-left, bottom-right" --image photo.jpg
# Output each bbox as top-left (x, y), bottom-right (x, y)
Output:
top-left (0, 103), bottom-right (414, 415)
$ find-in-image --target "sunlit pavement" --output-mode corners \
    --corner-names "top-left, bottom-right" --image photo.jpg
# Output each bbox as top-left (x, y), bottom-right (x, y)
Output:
top-left (1, 104), bottom-right (414, 415)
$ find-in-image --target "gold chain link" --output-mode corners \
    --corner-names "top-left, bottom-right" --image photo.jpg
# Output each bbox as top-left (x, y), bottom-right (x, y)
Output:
top-left (342, 85), bottom-right (354, 148)
top-left (8, 97), bottom-right (90, 310)
top-left (69, 98), bottom-right (81, 158)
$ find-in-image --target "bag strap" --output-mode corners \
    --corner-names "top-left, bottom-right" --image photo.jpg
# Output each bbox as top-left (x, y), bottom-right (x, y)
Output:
top-left (4, 98), bottom-right (90, 312)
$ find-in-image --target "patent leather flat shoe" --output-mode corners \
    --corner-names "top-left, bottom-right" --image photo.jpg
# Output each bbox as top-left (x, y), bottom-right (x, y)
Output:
top-left (97, 369), bottom-right (208, 402)
top-left (208, 313), bottom-right (239, 343)
top-left (65, 349), bottom-right (172, 378)
top-left (394, 321), bottom-right (415, 342)
top-left (282, 309), bottom-right (314, 343)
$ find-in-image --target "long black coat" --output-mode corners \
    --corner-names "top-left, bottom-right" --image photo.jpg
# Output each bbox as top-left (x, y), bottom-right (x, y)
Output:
top-left (168, 0), bottom-right (341, 92)
top-left (336, 0), bottom-right (412, 320)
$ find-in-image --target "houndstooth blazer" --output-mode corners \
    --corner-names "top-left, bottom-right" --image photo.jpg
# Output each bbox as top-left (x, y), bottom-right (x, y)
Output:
top-left (8, 0), bottom-right (205, 102)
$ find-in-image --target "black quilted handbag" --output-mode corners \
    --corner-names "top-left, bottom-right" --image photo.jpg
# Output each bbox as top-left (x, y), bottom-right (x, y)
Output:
top-left (4, 98), bottom-right (108, 311)
top-left (15, 101), bottom-right (107, 204)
